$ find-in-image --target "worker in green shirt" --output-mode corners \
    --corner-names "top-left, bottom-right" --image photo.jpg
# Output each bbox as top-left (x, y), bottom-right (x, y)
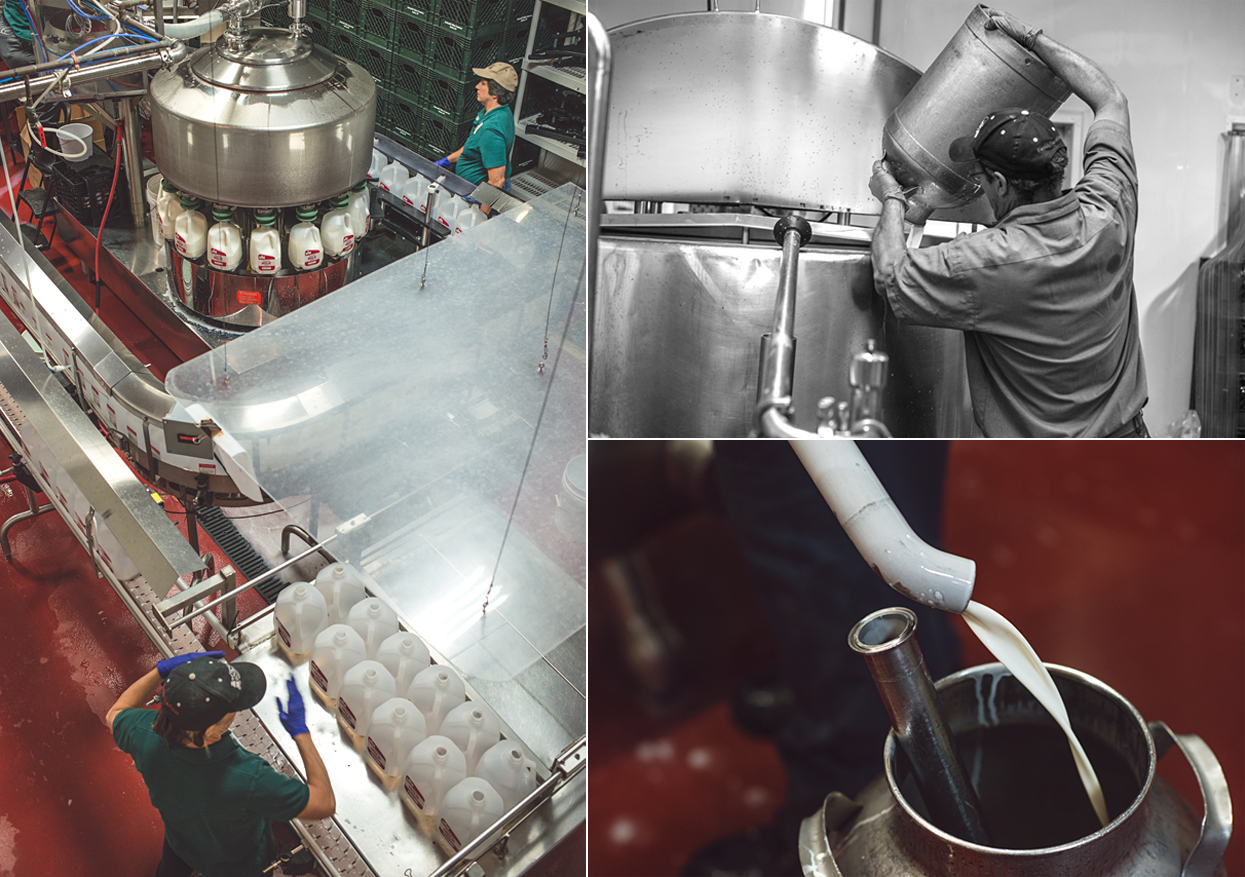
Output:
top-left (0, 0), bottom-right (35, 67)
top-left (436, 61), bottom-right (517, 215)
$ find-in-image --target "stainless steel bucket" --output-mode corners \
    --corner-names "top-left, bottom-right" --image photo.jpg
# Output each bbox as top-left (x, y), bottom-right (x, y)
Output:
top-left (882, 4), bottom-right (1072, 220)
top-left (800, 663), bottom-right (1232, 877)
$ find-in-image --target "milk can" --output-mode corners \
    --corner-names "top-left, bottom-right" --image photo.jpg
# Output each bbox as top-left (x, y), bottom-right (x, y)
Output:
top-left (799, 663), bottom-right (1232, 876)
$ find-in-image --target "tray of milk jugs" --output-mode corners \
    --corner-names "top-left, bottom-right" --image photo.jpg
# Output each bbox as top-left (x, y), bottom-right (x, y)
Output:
top-left (373, 150), bottom-right (485, 237)
top-left (273, 563), bottom-right (539, 855)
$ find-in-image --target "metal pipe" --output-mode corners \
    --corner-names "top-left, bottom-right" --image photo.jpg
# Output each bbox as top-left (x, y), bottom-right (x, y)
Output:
top-left (586, 12), bottom-right (610, 368)
top-left (0, 49), bottom-right (185, 104)
top-left (280, 523), bottom-right (338, 566)
top-left (154, 0), bottom-right (165, 35)
top-left (754, 216), bottom-right (812, 431)
top-left (0, 39), bottom-right (175, 81)
top-left (849, 607), bottom-right (989, 845)
top-left (758, 405), bottom-right (817, 438)
top-left (118, 98), bottom-right (146, 229)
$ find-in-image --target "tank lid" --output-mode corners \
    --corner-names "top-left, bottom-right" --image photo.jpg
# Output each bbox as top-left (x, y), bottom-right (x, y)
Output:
top-left (190, 29), bottom-right (338, 93)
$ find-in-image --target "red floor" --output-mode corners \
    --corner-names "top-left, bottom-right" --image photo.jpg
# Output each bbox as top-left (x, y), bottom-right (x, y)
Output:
top-left (588, 441), bottom-right (1245, 877)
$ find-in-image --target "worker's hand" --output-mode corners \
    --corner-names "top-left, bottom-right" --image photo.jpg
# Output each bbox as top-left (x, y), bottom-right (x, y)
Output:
top-left (277, 677), bottom-right (309, 737)
top-left (981, 7), bottom-right (1041, 51)
top-left (869, 158), bottom-right (904, 204)
top-left (435, 157), bottom-right (453, 169)
top-left (157, 651), bottom-right (225, 679)
top-left (906, 187), bottom-right (936, 224)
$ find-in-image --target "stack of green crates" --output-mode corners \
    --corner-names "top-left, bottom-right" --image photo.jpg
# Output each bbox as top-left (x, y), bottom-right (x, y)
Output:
top-left (278, 0), bottom-right (533, 159)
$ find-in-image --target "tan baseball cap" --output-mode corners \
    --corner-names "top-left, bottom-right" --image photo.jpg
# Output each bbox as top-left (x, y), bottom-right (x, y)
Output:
top-left (472, 62), bottom-right (519, 93)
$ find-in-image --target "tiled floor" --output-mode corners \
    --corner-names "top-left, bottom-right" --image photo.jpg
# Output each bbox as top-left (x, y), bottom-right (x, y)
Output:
top-left (589, 440), bottom-right (1244, 876)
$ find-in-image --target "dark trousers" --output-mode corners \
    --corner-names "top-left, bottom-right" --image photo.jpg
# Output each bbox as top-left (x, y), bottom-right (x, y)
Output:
top-left (154, 835), bottom-right (267, 877)
top-left (714, 441), bottom-right (962, 823)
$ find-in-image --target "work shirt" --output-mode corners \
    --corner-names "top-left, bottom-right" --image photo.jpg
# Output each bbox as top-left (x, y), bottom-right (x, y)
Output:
top-left (456, 105), bottom-right (514, 186)
top-left (2, 0), bottom-right (30, 42)
top-left (880, 119), bottom-right (1147, 436)
top-left (113, 708), bottom-right (309, 877)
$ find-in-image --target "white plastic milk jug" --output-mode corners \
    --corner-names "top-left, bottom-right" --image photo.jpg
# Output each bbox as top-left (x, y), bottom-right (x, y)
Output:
top-left (308, 623), bottom-right (367, 705)
top-left (249, 209), bottom-right (281, 274)
top-left (336, 659), bottom-right (396, 739)
top-left (407, 664), bottom-right (466, 736)
top-left (347, 598), bottom-right (400, 659)
top-left (321, 194), bottom-right (355, 258)
top-left (434, 192), bottom-right (460, 231)
top-left (347, 182), bottom-right (371, 240)
top-left (401, 175), bottom-right (430, 214)
top-left (156, 178), bottom-right (182, 241)
top-left (375, 631), bottom-right (430, 693)
top-left (441, 701), bottom-right (501, 774)
top-left (401, 735), bottom-right (467, 821)
top-left (207, 206), bottom-right (244, 271)
top-left (367, 148), bottom-right (386, 180)
top-left (174, 197), bottom-right (207, 260)
top-left (365, 696), bottom-right (427, 778)
top-left (273, 582), bottom-right (328, 660)
top-left (474, 741), bottom-right (536, 812)
top-left (437, 777), bottom-right (505, 854)
top-left (379, 160), bottom-right (409, 194)
top-left (288, 205), bottom-right (323, 271)
top-left (315, 562), bottom-right (367, 624)
top-left (455, 205), bottom-right (483, 234)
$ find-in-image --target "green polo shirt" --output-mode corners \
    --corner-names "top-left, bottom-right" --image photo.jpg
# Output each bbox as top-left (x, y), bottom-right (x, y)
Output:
top-left (113, 708), bottom-right (310, 877)
top-left (4, 0), bottom-right (31, 41)
top-left (456, 105), bottom-right (514, 186)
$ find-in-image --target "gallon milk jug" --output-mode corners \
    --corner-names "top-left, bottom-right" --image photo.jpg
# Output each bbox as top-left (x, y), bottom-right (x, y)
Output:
top-left (401, 175), bottom-right (430, 214)
top-left (321, 194), bottom-right (355, 258)
top-left (376, 631), bottom-right (430, 693)
top-left (308, 623), bottom-right (367, 706)
top-left (174, 197), bottom-right (207, 260)
top-left (401, 735), bottom-right (467, 822)
top-left (207, 206), bottom-right (244, 271)
top-left (437, 777), bottom-right (505, 854)
top-left (156, 178), bottom-right (183, 241)
top-left (347, 181), bottom-right (371, 240)
top-left (367, 148), bottom-right (386, 180)
top-left (336, 659), bottom-right (396, 739)
top-left (407, 664), bottom-right (466, 736)
top-left (249, 209), bottom-right (281, 274)
top-left (366, 696), bottom-right (427, 779)
top-left (474, 741), bottom-right (536, 812)
top-left (379, 160), bottom-right (409, 194)
top-left (433, 192), bottom-right (460, 231)
top-left (288, 205), bottom-right (323, 271)
top-left (347, 598), bottom-right (400, 659)
top-left (273, 582), bottom-right (328, 661)
top-left (455, 205), bottom-right (482, 234)
top-left (442, 701), bottom-right (501, 774)
top-left (315, 562), bottom-right (368, 624)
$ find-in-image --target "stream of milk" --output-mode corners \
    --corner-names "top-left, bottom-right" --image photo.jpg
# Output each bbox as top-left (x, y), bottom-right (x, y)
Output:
top-left (961, 600), bottom-right (1110, 828)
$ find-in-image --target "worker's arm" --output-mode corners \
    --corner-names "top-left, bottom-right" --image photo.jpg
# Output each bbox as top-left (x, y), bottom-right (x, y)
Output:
top-left (985, 9), bottom-right (1128, 129)
top-left (869, 160), bottom-right (910, 293)
top-left (277, 678), bottom-right (336, 820)
top-left (106, 667), bottom-right (161, 733)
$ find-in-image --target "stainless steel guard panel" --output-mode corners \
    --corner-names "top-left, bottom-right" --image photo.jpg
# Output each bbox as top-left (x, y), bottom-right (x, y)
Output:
top-left (600, 12), bottom-right (921, 212)
top-left (591, 234), bottom-right (972, 437)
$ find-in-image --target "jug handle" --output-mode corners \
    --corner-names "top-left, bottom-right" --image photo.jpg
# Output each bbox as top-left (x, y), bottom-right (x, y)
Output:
top-left (798, 792), bottom-right (862, 877)
top-left (1150, 721), bottom-right (1233, 877)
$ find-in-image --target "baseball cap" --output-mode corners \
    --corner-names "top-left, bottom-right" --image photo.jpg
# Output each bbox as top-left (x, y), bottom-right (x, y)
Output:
top-left (161, 656), bottom-right (267, 731)
top-left (472, 62), bottom-right (518, 93)
top-left (948, 108), bottom-right (1065, 181)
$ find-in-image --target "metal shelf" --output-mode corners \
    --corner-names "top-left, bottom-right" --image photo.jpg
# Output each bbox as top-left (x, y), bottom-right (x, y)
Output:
top-left (517, 117), bottom-right (584, 165)
top-left (524, 61), bottom-right (585, 94)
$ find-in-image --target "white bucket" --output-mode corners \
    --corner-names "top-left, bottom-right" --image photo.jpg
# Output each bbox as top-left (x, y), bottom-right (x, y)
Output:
top-left (57, 123), bottom-right (94, 162)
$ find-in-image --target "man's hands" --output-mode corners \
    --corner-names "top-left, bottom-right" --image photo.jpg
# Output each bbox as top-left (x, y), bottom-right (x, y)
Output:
top-left (278, 677), bottom-right (309, 737)
top-left (870, 159), bottom-right (934, 225)
top-left (982, 7), bottom-right (1041, 51)
top-left (157, 651), bottom-right (225, 680)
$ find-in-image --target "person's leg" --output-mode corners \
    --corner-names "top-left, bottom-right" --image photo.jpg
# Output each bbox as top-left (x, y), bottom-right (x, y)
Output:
top-left (153, 835), bottom-right (195, 877)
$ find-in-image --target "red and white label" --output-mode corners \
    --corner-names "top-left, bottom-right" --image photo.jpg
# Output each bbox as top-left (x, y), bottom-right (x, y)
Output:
top-left (302, 249), bottom-right (322, 269)
top-left (438, 819), bottom-right (462, 851)
top-left (198, 463), bottom-right (217, 472)
top-left (436, 216), bottom-right (451, 229)
top-left (276, 618), bottom-right (292, 648)
top-left (256, 254), bottom-right (277, 273)
top-left (309, 660), bottom-right (328, 692)
top-left (175, 234), bottom-right (188, 256)
top-left (404, 776), bottom-right (425, 809)
top-left (366, 737), bottom-right (385, 769)
top-left (338, 697), bottom-right (358, 730)
top-left (208, 248), bottom-right (228, 269)
top-left (237, 289), bottom-right (261, 306)
top-left (341, 235), bottom-right (355, 256)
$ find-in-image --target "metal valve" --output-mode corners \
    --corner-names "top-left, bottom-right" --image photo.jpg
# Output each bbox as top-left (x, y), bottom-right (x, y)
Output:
top-left (814, 340), bottom-right (893, 437)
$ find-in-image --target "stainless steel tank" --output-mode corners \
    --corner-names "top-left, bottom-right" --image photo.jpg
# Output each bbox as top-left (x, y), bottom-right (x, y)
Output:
top-left (148, 28), bottom-right (375, 208)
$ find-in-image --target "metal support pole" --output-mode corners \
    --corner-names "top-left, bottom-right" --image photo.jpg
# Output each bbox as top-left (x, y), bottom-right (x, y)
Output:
top-left (586, 12), bottom-right (610, 367)
top-left (755, 215), bottom-right (812, 433)
top-left (118, 98), bottom-right (146, 230)
top-left (0, 485), bottom-right (54, 559)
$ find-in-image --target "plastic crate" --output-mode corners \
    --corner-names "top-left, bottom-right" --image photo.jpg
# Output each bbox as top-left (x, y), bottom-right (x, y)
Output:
top-left (396, 0), bottom-right (437, 22)
top-left (418, 109), bottom-right (474, 156)
top-left (330, 28), bottom-right (360, 61)
top-left (51, 151), bottom-right (129, 227)
top-left (389, 56), bottom-right (425, 104)
top-left (360, 1), bottom-right (399, 47)
top-left (387, 94), bottom-right (422, 146)
top-left (436, 0), bottom-right (513, 37)
top-left (504, 16), bottom-right (532, 63)
top-left (330, 1), bottom-right (361, 33)
top-left (261, 5), bottom-right (292, 28)
top-left (423, 67), bottom-right (478, 122)
top-left (393, 11), bottom-right (431, 57)
top-left (304, 14), bottom-right (331, 43)
top-left (357, 42), bottom-right (391, 83)
top-left (426, 24), bottom-right (508, 80)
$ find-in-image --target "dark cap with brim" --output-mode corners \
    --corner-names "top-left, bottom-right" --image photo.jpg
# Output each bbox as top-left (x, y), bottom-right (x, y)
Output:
top-left (949, 107), bottom-right (1064, 181)
top-left (161, 656), bottom-right (267, 731)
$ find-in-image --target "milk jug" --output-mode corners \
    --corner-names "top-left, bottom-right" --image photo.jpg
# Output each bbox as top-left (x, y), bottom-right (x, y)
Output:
top-left (347, 181), bottom-right (371, 240)
top-left (407, 664), bottom-right (466, 736)
top-left (174, 197), bottom-right (207, 260)
top-left (367, 148), bottom-right (386, 180)
top-left (336, 660), bottom-right (397, 739)
top-left (365, 696), bottom-right (427, 779)
top-left (156, 178), bottom-right (183, 241)
top-left (346, 598), bottom-right (400, 659)
top-left (207, 206), bottom-right (243, 271)
top-left (401, 175), bottom-right (430, 215)
top-left (455, 205), bottom-right (483, 234)
top-left (288, 205), bottom-right (323, 271)
top-left (442, 701), bottom-right (500, 774)
top-left (474, 742), bottom-right (536, 813)
top-left (308, 623), bottom-right (367, 706)
top-left (401, 735), bottom-right (467, 822)
top-left (379, 160), bottom-right (409, 194)
top-left (437, 778), bottom-right (505, 854)
top-left (273, 582), bottom-right (328, 661)
top-left (249, 209), bottom-right (281, 274)
top-left (375, 631), bottom-right (430, 693)
top-left (321, 195), bottom-right (355, 259)
top-left (315, 562), bottom-right (368, 624)
top-left (433, 192), bottom-right (460, 231)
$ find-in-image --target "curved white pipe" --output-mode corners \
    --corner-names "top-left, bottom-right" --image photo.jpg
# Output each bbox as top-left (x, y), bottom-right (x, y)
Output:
top-left (160, 9), bottom-right (224, 39)
top-left (790, 439), bottom-right (974, 613)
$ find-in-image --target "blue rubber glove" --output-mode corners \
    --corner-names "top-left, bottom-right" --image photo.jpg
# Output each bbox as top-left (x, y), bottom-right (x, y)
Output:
top-left (157, 650), bottom-right (224, 679)
top-left (435, 156), bottom-right (453, 168)
top-left (277, 677), bottom-right (309, 737)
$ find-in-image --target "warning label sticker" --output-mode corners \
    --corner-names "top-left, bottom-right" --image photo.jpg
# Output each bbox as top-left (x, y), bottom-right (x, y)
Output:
top-left (339, 697), bottom-right (358, 730)
top-left (276, 619), bottom-right (291, 648)
top-left (439, 819), bottom-right (461, 851)
top-left (309, 661), bottom-right (328, 692)
top-left (366, 738), bottom-right (385, 770)
top-left (404, 777), bottom-right (425, 809)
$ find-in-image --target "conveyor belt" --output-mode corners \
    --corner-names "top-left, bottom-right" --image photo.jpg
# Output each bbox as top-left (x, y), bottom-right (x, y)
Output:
top-left (197, 504), bottom-right (279, 602)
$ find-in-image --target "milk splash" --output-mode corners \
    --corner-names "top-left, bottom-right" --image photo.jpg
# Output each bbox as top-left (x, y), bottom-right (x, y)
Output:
top-left (961, 600), bottom-right (1110, 828)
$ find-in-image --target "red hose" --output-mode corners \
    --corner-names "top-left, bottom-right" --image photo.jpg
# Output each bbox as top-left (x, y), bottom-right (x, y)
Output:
top-left (94, 120), bottom-right (123, 314)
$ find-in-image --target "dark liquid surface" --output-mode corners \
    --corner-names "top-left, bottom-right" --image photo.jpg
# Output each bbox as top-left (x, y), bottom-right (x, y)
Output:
top-left (899, 723), bottom-right (1142, 849)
